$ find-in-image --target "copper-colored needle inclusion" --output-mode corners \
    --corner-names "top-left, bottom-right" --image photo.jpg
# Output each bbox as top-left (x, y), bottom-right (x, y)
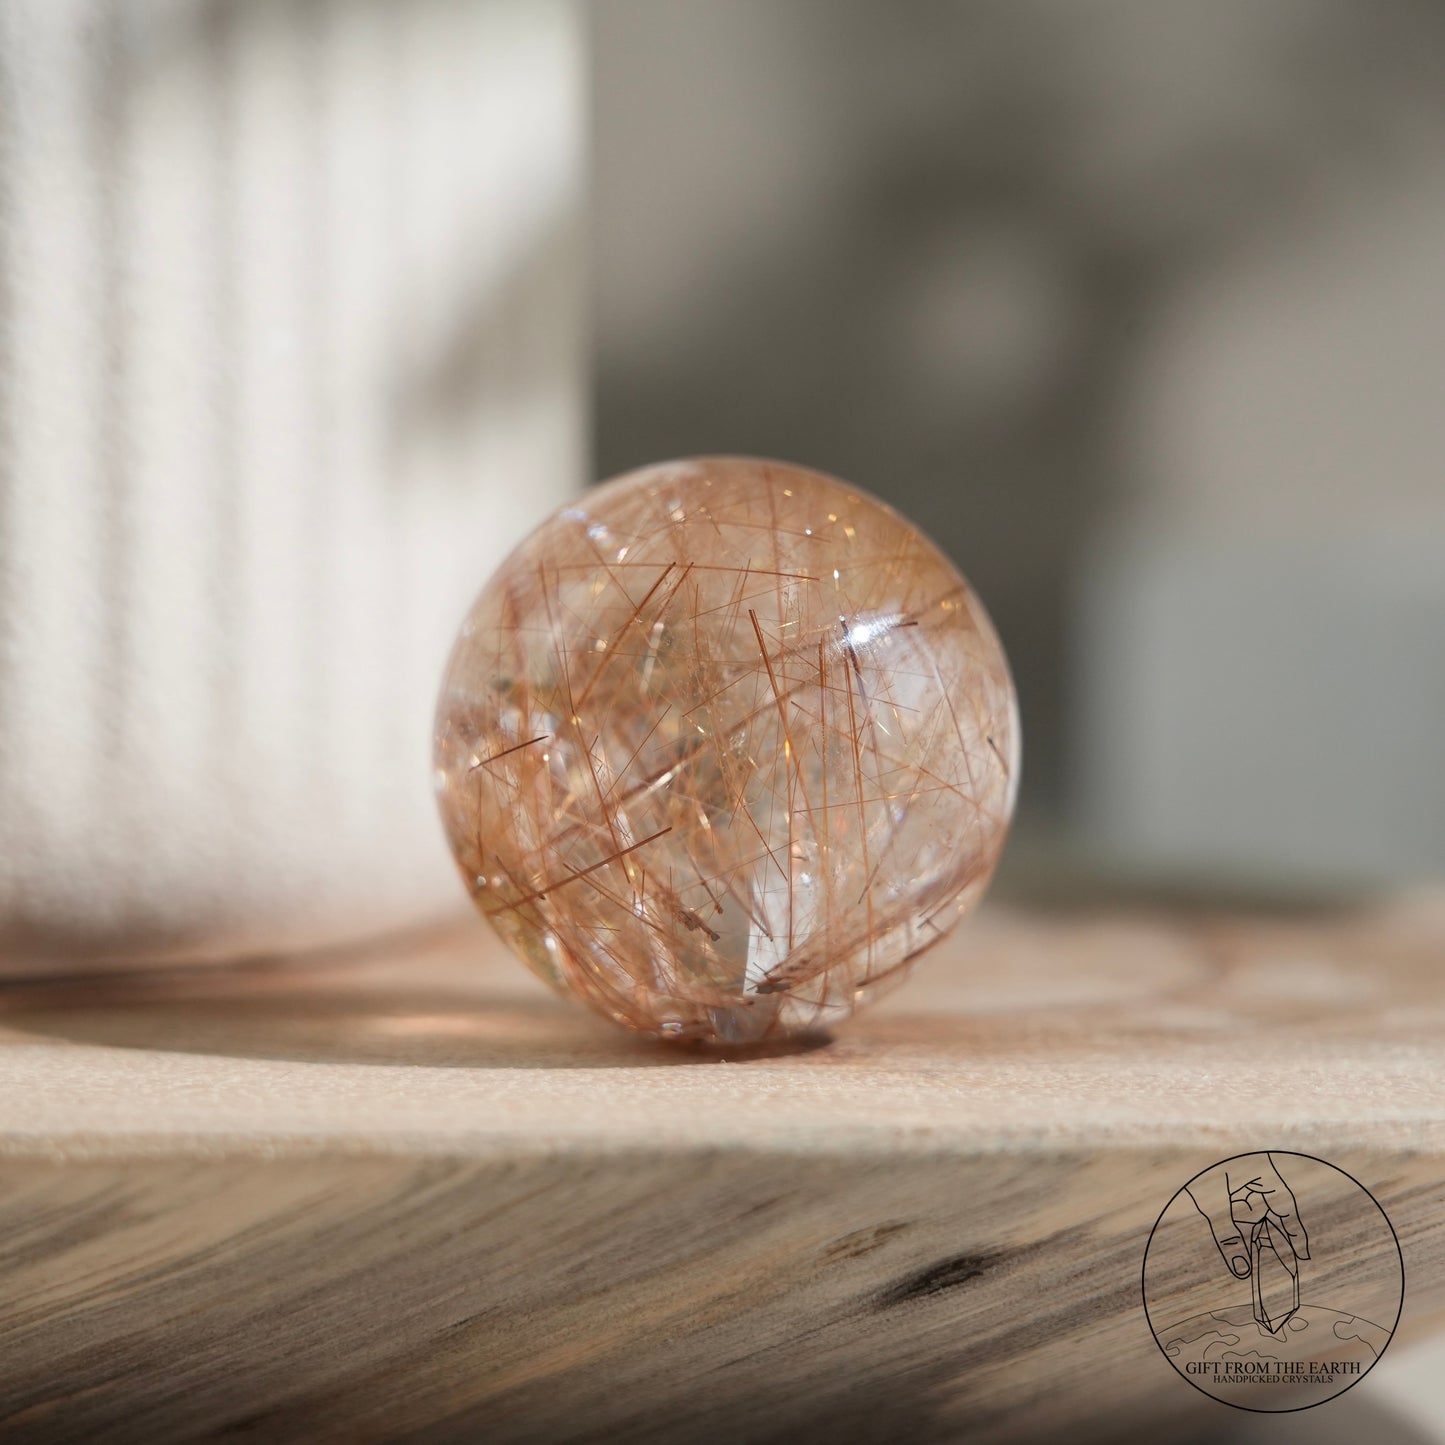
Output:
top-left (434, 458), bottom-right (1019, 1042)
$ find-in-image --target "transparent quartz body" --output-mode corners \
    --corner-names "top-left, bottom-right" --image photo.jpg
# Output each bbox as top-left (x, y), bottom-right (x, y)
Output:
top-left (434, 458), bottom-right (1019, 1042)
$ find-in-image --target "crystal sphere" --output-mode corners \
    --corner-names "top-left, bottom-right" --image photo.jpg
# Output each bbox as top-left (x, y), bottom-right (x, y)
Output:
top-left (434, 458), bottom-right (1019, 1042)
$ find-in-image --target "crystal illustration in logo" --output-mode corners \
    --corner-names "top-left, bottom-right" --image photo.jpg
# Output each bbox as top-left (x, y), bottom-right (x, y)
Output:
top-left (1248, 1215), bottom-right (1301, 1334)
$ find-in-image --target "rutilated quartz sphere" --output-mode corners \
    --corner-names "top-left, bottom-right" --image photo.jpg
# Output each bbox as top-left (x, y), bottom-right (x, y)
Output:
top-left (434, 458), bottom-right (1019, 1043)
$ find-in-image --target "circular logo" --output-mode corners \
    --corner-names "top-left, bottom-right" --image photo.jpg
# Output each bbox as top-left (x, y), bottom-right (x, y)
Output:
top-left (1142, 1151), bottom-right (1403, 1412)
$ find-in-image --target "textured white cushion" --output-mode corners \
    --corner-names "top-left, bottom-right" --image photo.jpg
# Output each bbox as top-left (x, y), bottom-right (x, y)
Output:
top-left (0, 0), bottom-right (586, 970)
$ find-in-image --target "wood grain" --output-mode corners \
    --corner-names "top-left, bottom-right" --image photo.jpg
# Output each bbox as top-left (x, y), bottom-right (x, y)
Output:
top-left (1, 898), bottom-right (1444, 1442)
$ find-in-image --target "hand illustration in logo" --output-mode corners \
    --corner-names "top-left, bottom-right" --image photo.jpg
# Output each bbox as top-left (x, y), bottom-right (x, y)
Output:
top-left (1186, 1153), bottom-right (1311, 1333)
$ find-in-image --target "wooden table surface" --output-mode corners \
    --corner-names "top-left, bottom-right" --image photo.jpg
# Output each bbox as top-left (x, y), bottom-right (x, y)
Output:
top-left (1, 897), bottom-right (1443, 1443)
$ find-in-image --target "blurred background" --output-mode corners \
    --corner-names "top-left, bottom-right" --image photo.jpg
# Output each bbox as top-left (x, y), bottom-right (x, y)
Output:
top-left (595, 0), bottom-right (1445, 901)
top-left (3, 0), bottom-right (1442, 962)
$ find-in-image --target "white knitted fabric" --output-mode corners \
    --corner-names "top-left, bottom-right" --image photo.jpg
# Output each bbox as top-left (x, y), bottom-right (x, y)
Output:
top-left (0, 0), bottom-right (586, 969)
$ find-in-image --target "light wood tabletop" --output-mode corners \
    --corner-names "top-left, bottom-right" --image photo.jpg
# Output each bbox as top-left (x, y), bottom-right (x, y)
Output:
top-left (2, 896), bottom-right (1443, 1442)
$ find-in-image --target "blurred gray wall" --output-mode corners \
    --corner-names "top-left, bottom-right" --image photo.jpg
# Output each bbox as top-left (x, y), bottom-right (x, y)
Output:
top-left (594, 0), bottom-right (1445, 886)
